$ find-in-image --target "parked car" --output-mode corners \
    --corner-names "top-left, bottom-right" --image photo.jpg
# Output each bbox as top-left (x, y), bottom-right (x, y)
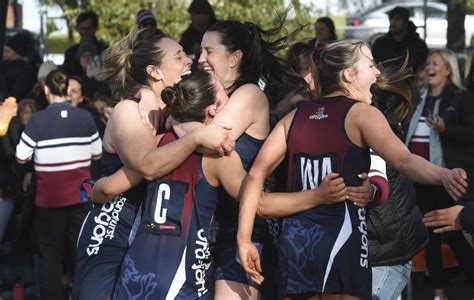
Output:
top-left (344, 1), bottom-right (474, 48)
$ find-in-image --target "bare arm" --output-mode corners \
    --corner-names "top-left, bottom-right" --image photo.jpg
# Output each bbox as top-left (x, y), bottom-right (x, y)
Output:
top-left (211, 84), bottom-right (270, 140)
top-left (350, 103), bottom-right (467, 200)
top-left (91, 166), bottom-right (143, 203)
top-left (109, 100), bottom-right (231, 180)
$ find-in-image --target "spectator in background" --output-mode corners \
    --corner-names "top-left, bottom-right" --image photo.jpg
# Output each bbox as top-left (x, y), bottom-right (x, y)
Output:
top-left (2, 32), bottom-right (37, 101)
top-left (63, 11), bottom-right (108, 77)
top-left (405, 49), bottom-right (474, 300)
top-left (180, 0), bottom-right (217, 67)
top-left (16, 69), bottom-right (102, 300)
top-left (74, 41), bottom-right (110, 100)
top-left (372, 6), bottom-right (428, 73)
top-left (29, 61), bottom-right (58, 110)
top-left (68, 76), bottom-right (105, 138)
top-left (285, 42), bottom-right (313, 77)
top-left (136, 9), bottom-right (163, 39)
top-left (308, 16), bottom-right (337, 48)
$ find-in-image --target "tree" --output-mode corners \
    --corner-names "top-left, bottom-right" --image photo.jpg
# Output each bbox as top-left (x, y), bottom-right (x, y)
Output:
top-left (42, 0), bottom-right (320, 47)
top-left (447, 0), bottom-right (466, 51)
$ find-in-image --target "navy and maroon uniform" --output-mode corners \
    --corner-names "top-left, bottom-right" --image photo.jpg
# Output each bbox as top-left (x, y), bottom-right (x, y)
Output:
top-left (280, 96), bottom-right (371, 298)
top-left (211, 133), bottom-right (277, 291)
top-left (113, 132), bottom-right (219, 299)
top-left (73, 151), bottom-right (146, 300)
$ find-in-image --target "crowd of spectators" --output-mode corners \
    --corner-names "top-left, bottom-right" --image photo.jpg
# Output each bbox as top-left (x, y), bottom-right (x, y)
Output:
top-left (1, 2), bottom-right (474, 300)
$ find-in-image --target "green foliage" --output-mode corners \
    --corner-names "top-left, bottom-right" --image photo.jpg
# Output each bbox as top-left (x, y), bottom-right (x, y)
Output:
top-left (43, 0), bottom-right (322, 46)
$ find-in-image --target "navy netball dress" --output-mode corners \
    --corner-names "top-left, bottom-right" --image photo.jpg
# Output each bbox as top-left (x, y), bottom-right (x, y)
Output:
top-left (280, 96), bottom-right (371, 298)
top-left (211, 133), bottom-right (278, 291)
top-left (112, 132), bottom-right (219, 300)
top-left (73, 151), bottom-right (146, 300)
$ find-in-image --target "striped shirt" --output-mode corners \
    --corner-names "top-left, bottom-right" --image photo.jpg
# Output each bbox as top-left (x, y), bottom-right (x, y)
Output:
top-left (16, 102), bottom-right (102, 207)
top-left (408, 96), bottom-right (438, 160)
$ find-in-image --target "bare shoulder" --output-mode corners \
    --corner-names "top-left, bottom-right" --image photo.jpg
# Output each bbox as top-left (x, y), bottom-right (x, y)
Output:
top-left (231, 84), bottom-right (267, 104)
top-left (347, 101), bottom-right (384, 123)
top-left (111, 100), bottom-right (139, 117)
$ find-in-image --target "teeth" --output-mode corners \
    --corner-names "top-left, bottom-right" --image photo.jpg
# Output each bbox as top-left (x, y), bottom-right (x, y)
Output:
top-left (181, 70), bottom-right (191, 76)
top-left (203, 67), bottom-right (213, 72)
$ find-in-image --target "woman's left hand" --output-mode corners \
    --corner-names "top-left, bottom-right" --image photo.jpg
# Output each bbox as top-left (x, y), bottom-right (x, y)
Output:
top-left (426, 115), bottom-right (446, 133)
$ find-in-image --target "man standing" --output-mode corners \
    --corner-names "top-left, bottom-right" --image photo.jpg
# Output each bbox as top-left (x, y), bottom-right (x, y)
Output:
top-left (372, 6), bottom-right (428, 72)
top-left (16, 69), bottom-right (102, 299)
top-left (63, 11), bottom-right (108, 77)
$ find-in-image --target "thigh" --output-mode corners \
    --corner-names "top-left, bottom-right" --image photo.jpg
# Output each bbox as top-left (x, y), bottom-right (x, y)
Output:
top-left (214, 280), bottom-right (259, 300)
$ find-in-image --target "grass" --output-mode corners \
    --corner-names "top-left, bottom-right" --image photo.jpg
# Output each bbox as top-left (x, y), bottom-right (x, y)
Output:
top-left (45, 34), bottom-right (77, 54)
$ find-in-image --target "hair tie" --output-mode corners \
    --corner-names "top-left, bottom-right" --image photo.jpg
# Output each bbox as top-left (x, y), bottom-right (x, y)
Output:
top-left (312, 43), bottom-right (326, 65)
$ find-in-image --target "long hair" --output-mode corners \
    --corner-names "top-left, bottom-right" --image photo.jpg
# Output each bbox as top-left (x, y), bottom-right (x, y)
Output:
top-left (428, 49), bottom-right (465, 91)
top-left (207, 10), bottom-right (309, 108)
top-left (311, 39), bottom-right (412, 122)
top-left (101, 29), bottom-right (168, 101)
top-left (372, 55), bottom-right (413, 123)
top-left (315, 17), bottom-right (337, 42)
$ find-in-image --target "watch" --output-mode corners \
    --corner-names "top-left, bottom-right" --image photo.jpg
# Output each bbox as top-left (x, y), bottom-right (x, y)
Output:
top-left (369, 183), bottom-right (378, 203)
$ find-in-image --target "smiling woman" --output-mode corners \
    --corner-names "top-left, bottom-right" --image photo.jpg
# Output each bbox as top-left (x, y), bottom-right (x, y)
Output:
top-left (72, 30), bottom-right (234, 300)
top-left (405, 49), bottom-right (474, 300)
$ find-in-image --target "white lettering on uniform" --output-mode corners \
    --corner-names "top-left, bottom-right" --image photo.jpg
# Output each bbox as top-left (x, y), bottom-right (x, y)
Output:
top-left (154, 184), bottom-right (170, 224)
top-left (86, 196), bottom-right (126, 256)
top-left (300, 157), bottom-right (333, 190)
top-left (358, 207), bottom-right (369, 268)
top-left (192, 229), bottom-right (211, 297)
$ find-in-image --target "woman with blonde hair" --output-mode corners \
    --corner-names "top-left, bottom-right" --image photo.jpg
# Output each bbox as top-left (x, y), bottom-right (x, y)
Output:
top-left (237, 40), bottom-right (468, 300)
top-left (405, 49), bottom-right (474, 300)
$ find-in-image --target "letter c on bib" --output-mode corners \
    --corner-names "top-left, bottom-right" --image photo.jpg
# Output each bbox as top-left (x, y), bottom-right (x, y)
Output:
top-left (154, 184), bottom-right (170, 224)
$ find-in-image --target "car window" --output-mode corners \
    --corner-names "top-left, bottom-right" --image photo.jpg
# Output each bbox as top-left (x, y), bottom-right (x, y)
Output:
top-left (426, 6), bottom-right (446, 18)
top-left (414, 5), bottom-right (446, 19)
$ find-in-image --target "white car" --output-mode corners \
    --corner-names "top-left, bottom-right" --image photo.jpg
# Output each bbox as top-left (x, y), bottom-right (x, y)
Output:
top-left (344, 1), bottom-right (474, 48)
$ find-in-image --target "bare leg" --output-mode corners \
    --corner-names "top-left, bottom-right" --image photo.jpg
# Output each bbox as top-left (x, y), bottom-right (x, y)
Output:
top-left (214, 280), bottom-right (259, 300)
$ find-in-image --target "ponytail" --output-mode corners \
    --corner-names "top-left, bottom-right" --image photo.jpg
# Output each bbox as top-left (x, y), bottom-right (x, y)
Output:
top-left (102, 29), bottom-right (167, 102)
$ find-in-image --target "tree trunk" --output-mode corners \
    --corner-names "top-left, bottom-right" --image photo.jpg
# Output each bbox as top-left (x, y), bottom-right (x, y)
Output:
top-left (447, 0), bottom-right (466, 52)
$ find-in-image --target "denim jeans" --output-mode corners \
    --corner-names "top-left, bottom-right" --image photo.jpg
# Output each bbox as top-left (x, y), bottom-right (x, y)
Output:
top-left (372, 262), bottom-right (412, 300)
top-left (0, 198), bottom-right (15, 243)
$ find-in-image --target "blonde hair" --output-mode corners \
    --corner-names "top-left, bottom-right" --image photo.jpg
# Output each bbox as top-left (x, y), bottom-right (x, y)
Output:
top-left (311, 40), bottom-right (368, 98)
top-left (428, 49), bottom-right (465, 91)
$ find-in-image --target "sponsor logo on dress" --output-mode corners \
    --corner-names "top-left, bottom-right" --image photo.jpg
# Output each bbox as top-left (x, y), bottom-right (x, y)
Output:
top-left (358, 207), bottom-right (369, 268)
top-left (192, 229), bottom-right (211, 297)
top-left (309, 107), bottom-right (328, 120)
top-left (86, 195), bottom-right (126, 256)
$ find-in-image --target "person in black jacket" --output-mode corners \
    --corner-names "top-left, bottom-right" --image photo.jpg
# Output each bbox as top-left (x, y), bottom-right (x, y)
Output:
top-left (372, 6), bottom-right (428, 74)
top-left (367, 67), bottom-right (429, 300)
top-left (423, 203), bottom-right (474, 234)
top-left (405, 49), bottom-right (474, 300)
top-left (180, 0), bottom-right (217, 68)
top-left (62, 11), bottom-right (108, 77)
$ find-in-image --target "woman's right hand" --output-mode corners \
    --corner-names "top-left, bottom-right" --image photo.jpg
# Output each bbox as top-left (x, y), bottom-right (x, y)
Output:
top-left (193, 123), bottom-right (235, 156)
top-left (316, 173), bottom-right (347, 205)
top-left (442, 168), bottom-right (468, 201)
